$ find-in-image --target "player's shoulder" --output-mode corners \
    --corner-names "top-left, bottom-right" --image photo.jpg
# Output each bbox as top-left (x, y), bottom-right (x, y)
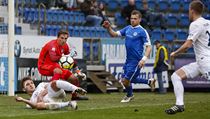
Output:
top-left (191, 17), bottom-right (208, 26)
top-left (37, 82), bottom-right (48, 88)
top-left (124, 25), bottom-right (132, 30)
top-left (46, 39), bottom-right (57, 46)
top-left (137, 25), bottom-right (149, 35)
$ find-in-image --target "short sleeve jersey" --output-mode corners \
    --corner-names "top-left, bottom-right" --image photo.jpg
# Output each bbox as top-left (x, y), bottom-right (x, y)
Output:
top-left (187, 17), bottom-right (210, 60)
top-left (30, 82), bottom-right (49, 104)
top-left (117, 25), bottom-right (151, 61)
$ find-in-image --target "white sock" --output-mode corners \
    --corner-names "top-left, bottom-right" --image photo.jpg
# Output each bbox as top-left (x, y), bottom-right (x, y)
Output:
top-left (171, 73), bottom-right (184, 105)
top-left (56, 80), bottom-right (78, 91)
top-left (45, 102), bottom-right (69, 110)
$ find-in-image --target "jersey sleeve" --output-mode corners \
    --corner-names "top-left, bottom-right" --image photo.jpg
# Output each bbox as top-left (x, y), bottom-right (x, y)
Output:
top-left (141, 29), bottom-right (151, 46)
top-left (187, 22), bottom-right (202, 42)
top-left (117, 26), bottom-right (129, 36)
top-left (144, 30), bottom-right (151, 46)
top-left (63, 43), bottom-right (70, 55)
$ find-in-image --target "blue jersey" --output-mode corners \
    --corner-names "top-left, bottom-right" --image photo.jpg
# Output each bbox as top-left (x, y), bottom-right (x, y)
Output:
top-left (117, 25), bottom-right (151, 62)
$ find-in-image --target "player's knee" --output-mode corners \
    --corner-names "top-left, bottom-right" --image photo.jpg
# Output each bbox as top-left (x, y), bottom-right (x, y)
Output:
top-left (53, 68), bottom-right (62, 74)
top-left (36, 103), bottom-right (46, 110)
top-left (51, 80), bottom-right (60, 91)
top-left (171, 72), bottom-right (182, 82)
top-left (122, 79), bottom-right (130, 87)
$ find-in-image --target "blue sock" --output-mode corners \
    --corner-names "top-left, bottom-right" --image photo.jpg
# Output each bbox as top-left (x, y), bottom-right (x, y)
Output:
top-left (131, 77), bottom-right (148, 84)
top-left (126, 85), bottom-right (133, 97)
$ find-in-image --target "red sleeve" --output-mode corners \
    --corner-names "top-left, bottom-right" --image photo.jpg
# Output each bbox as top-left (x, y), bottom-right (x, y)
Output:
top-left (63, 43), bottom-right (70, 55)
top-left (72, 59), bottom-right (78, 68)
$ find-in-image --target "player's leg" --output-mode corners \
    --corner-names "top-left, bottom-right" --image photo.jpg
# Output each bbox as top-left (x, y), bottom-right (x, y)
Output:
top-left (130, 66), bottom-right (156, 91)
top-left (156, 72), bottom-right (166, 93)
top-left (44, 101), bottom-right (77, 110)
top-left (61, 69), bottom-right (87, 99)
top-left (51, 63), bottom-right (64, 81)
top-left (50, 80), bottom-right (87, 95)
top-left (131, 77), bottom-right (156, 91)
top-left (165, 62), bottom-right (199, 114)
top-left (38, 63), bottom-right (62, 81)
top-left (120, 65), bottom-right (136, 103)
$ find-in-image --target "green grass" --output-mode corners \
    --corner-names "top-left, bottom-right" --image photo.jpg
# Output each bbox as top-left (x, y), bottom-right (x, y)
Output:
top-left (0, 92), bottom-right (210, 119)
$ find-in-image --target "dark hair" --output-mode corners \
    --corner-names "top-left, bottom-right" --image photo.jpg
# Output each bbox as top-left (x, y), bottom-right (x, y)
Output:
top-left (57, 30), bottom-right (69, 38)
top-left (154, 40), bottom-right (160, 45)
top-left (20, 76), bottom-right (32, 89)
top-left (190, 0), bottom-right (204, 15)
top-left (131, 10), bottom-right (142, 18)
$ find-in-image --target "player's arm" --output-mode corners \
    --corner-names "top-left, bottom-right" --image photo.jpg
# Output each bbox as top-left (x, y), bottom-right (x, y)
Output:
top-left (72, 60), bottom-right (86, 80)
top-left (171, 40), bottom-right (193, 57)
top-left (171, 23), bottom-right (201, 57)
top-left (15, 96), bottom-right (37, 109)
top-left (37, 88), bottom-right (48, 103)
top-left (138, 45), bottom-right (152, 68)
top-left (102, 21), bottom-right (118, 37)
top-left (16, 96), bottom-right (51, 110)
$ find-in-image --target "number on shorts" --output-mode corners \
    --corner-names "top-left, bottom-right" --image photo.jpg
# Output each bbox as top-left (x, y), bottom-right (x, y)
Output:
top-left (206, 31), bottom-right (210, 46)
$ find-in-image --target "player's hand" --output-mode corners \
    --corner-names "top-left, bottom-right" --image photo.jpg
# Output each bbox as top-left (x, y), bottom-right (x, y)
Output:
top-left (170, 51), bottom-right (176, 57)
top-left (102, 20), bottom-right (110, 29)
top-left (80, 73), bottom-right (87, 80)
top-left (15, 96), bottom-right (24, 102)
top-left (75, 72), bottom-right (87, 80)
top-left (138, 60), bottom-right (145, 68)
top-left (69, 50), bottom-right (77, 57)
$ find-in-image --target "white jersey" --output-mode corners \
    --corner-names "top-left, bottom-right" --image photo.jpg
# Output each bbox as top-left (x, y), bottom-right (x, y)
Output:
top-left (30, 82), bottom-right (49, 104)
top-left (29, 82), bottom-right (65, 106)
top-left (187, 17), bottom-right (210, 62)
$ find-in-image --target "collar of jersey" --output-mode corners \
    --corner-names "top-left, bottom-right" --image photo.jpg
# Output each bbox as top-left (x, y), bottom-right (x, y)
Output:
top-left (130, 25), bottom-right (141, 28)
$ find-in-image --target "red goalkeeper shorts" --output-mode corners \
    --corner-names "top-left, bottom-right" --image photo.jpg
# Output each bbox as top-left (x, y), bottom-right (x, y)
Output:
top-left (38, 63), bottom-right (72, 80)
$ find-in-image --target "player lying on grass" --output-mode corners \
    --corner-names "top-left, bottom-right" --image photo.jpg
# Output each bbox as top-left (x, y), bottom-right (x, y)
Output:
top-left (15, 76), bottom-right (87, 110)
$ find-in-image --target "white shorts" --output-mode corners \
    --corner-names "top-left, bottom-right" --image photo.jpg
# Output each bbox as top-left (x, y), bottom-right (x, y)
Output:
top-left (181, 61), bottom-right (210, 80)
top-left (43, 83), bottom-right (66, 103)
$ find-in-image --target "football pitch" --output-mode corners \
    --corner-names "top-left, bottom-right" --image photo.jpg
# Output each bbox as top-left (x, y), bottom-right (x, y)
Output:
top-left (0, 92), bottom-right (210, 119)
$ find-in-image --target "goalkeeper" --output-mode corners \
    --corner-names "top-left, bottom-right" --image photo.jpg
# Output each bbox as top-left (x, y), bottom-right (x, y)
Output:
top-left (16, 76), bottom-right (87, 110)
top-left (37, 30), bottom-right (87, 100)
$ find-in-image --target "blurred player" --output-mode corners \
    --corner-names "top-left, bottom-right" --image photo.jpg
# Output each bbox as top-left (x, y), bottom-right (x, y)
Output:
top-left (38, 30), bottom-right (87, 100)
top-left (165, 0), bottom-right (210, 114)
top-left (15, 76), bottom-right (87, 110)
top-left (102, 10), bottom-right (156, 103)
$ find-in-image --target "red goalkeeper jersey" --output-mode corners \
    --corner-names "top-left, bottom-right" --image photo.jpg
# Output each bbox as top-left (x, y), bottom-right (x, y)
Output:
top-left (38, 39), bottom-right (70, 68)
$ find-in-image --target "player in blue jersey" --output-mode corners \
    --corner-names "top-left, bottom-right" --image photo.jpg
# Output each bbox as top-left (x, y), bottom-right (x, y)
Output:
top-left (103, 10), bottom-right (156, 103)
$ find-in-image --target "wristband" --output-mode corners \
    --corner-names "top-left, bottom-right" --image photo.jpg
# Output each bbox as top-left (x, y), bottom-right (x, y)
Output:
top-left (142, 56), bottom-right (148, 61)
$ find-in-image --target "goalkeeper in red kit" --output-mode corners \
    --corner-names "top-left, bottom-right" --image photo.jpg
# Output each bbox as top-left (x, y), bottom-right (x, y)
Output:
top-left (38, 30), bottom-right (88, 100)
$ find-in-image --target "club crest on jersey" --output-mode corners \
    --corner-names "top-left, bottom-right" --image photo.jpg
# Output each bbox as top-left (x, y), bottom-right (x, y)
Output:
top-left (51, 47), bottom-right (56, 52)
top-left (133, 32), bottom-right (137, 36)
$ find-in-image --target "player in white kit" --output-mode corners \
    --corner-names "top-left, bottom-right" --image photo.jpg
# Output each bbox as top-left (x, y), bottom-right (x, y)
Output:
top-left (16, 76), bottom-right (87, 110)
top-left (165, 0), bottom-right (210, 114)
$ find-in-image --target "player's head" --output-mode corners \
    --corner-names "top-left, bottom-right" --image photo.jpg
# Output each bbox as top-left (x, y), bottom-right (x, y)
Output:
top-left (57, 30), bottom-right (69, 46)
top-left (130, 10), bottom-right (142, 27)
top-left (189, 0), bottom-right (204, 22)
top-left (128, 0), bottom-right (135, 6)
top-left (142, 0), bottom-right (148, 10)
top-left (21, 76), bottom-right (35, 95)
top-left (153, 40), bottom-right (161, 49)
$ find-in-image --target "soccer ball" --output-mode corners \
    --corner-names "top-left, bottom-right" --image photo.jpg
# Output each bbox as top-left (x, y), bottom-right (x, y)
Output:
top-left (59, 55), bottom-right (74, 69)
